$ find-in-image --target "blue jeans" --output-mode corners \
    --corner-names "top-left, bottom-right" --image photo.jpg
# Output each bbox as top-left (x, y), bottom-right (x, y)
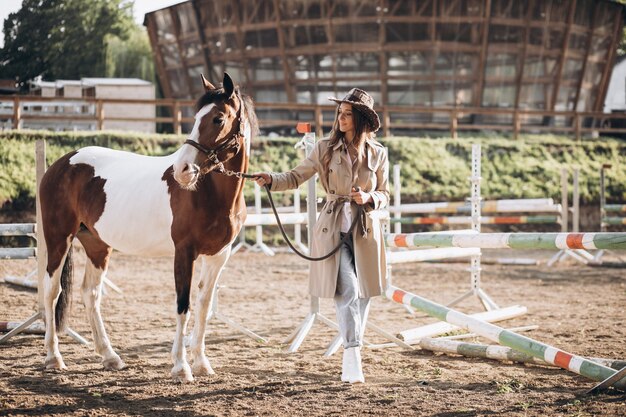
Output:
top-left (335, 233), bottom-right (371, 348)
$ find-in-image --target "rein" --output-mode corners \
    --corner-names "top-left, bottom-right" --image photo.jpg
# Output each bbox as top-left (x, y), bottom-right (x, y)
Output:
top-left (262, 184), bottom-right (364, 262)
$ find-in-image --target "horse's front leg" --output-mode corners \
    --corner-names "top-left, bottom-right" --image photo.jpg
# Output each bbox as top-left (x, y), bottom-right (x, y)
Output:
top-left (171, 247), bottom-right (195, 383)
top-left (189, 245), bottom-right (232, 376)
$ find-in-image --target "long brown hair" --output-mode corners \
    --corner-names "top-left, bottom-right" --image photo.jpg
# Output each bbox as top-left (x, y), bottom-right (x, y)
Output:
top-left (321, 104), bottom-right (374, 177)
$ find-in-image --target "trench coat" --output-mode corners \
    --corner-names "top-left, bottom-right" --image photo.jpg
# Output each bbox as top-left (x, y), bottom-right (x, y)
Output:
top-left (269, 137), bottom-right (389, 298)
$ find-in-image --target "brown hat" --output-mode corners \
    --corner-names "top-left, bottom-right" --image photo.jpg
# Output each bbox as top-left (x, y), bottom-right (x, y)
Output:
top-left (329, 88), bottom-right (380, 133)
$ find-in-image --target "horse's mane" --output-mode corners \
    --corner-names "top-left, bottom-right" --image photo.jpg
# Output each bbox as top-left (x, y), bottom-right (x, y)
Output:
top-left (195, 88), bottom-right (259, 140)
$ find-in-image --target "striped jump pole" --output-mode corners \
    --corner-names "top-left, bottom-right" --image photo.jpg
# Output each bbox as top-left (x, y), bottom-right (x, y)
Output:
top-left (605, 204), bottom-right (626, 213)
top-left (387, 286), bottom-right (626, 389)
top-left (386, 232), bottom-right (626, 250)
top-left (391, 215), bottom-right (560, 225)
top-left (393, 199), bottom-right (561, 215)
top-left (602, 217), bottom-right (626, 226)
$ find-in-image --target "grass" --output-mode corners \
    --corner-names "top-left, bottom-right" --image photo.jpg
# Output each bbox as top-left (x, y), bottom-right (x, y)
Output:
top-left (1, 130), bottom-right (625, 216)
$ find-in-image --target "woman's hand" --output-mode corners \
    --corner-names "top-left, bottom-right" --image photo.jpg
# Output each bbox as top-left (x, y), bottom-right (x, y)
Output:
top-left (252, 172), bottom-right (272, 187)
top-left (350, 187), bottom-right (372, 205)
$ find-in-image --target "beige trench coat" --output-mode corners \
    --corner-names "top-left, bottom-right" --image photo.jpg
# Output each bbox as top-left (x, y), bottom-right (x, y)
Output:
top-left (269, 137), bottom-right (389, 298)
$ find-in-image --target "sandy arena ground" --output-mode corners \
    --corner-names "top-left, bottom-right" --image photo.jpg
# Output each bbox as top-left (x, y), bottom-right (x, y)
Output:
top-left (1, 247), bottom-right (625, 416)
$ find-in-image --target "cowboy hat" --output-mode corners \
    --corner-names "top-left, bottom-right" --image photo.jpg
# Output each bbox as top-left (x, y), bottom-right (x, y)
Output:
top-left (329, 88), bottom-right (381, 133)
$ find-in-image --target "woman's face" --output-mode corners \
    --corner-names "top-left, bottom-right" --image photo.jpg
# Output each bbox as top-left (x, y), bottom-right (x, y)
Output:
top-left (337, 103), bottom-right (354, 136)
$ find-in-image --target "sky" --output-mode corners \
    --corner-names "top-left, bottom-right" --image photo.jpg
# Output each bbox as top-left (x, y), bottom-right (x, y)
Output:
top-left (0, 0), bottom-right (186, 47)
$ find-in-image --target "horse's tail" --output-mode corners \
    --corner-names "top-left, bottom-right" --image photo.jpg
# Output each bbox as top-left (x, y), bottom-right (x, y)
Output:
top-left (55, 245), bottom-right (74, 332)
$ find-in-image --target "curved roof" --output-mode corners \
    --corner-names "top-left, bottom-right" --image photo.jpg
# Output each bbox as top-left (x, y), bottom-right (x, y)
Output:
top-left (145, 0), bottom-right (625, 130)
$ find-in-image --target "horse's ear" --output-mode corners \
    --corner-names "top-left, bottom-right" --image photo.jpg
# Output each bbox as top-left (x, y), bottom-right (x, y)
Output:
top-left (200, 74), bottom-right (215, 91)
top-left (223, 72), bottom-right (235, 98)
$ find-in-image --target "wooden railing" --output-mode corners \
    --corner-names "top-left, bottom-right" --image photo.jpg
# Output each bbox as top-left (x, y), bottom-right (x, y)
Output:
top-left (2, 95), bottom-right (626, 140)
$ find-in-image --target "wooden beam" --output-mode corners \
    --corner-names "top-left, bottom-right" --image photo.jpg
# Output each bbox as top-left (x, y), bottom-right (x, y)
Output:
top-left (170, 7), bottom-right (194, 98)
top-left (571, 4), bottom-right (597, 112)
top-left (473, 0), bottom-right (491, 108)
top-left (273, 0), bottom-right (295, 103)
top-left (145, 15), bottom-right (173, 99)
top-left (233, 0), bottom-right (253, 92)
top-left (513, 0), bottom-right (534, 110)
top-left (593, 7), bottom-right (625, 111)
top-left (550, 0), bottom-right (576, 111)
top-left (191, 0), bottom-right (220, 82)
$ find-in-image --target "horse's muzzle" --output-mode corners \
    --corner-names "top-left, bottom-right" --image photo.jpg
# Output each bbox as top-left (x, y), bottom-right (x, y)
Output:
top-left (174, 163), bottom-right (201, 190)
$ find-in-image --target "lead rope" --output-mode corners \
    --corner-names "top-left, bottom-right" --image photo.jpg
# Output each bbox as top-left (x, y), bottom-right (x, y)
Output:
top-left (263, 184), bottom-right (364, 262)
top-left (214, 170), bottom-right (363, 261)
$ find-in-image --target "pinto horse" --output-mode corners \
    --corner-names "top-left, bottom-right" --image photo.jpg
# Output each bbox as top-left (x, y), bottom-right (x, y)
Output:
top-left (39, 73), bottom-right (257, 382)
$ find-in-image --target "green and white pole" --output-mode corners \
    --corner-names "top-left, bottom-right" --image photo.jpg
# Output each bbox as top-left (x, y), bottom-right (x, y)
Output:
top-left (386, 232), bottom-right (626, 250)
top-left (387, 286), bottom-right (626, 389)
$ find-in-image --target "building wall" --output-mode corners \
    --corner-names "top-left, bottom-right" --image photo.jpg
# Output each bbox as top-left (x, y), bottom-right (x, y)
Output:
top-left (96, 84), bottom-right (156, 132)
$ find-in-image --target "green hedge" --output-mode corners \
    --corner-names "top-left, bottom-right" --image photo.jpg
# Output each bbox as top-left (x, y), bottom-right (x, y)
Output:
top-left (1, 130), bottom-right (625, 214)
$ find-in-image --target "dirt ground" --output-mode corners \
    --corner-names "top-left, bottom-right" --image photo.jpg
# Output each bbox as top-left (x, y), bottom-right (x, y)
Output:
top-left (1, 246), bottom-right (625, 417)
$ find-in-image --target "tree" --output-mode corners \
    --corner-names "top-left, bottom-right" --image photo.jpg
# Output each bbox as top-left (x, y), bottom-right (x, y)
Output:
top-left (105, 24), bottom-right (155, 83)
top-left (0, 0), bottom-right (134, 89)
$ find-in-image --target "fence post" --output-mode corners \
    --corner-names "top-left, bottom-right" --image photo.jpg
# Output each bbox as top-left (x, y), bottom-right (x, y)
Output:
top-left (35, 140), bottom-right (46, 310)
top-left (173, 101), bottom-right (182, 135)
top-left (383, 107), bottom-right (391, 138)
top-left (574, 114), bottom-right (581, 141)
top-left (513, 111), bottom-right (520, 140)
top-left (12, 96), bottom-right (21, 130)
top-left (314, 107), bottom-right (323, 139)
top-left (96, 100), bottom-right (104, 131)
top-left (450, 109), bottom-right (458, 139)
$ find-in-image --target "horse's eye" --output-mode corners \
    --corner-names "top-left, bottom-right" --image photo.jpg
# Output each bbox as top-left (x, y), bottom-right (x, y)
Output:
top-left (213, 117), bottom-right (223, 125)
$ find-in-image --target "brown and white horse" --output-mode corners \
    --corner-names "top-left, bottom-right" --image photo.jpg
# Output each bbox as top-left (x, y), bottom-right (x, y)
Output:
top-left (39, 73), bottom-right (257, 382)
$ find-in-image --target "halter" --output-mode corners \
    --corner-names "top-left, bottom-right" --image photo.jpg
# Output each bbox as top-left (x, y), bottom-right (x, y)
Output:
top-left (183, 93), bottom-right (255, 180)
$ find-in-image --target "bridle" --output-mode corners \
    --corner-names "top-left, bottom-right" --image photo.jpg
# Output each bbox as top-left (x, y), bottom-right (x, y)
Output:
top-left (183, 93), bottom-right (256, 180)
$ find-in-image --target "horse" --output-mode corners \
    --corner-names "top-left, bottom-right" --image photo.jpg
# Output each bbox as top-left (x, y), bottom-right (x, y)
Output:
top-left (38, 73), bottom-right (257, 383)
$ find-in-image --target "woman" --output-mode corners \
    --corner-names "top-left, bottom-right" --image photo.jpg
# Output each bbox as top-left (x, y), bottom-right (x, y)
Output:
top-left (253, 88), bottom-right (389, 383)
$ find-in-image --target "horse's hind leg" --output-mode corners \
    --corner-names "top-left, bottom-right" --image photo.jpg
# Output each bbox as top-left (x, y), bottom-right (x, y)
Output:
top-left (42, 234), bottom-right (73, 370)
top-left (77, 230), bottom-right (125, 370)
top-left (189, 245), bottom-right (232, 376)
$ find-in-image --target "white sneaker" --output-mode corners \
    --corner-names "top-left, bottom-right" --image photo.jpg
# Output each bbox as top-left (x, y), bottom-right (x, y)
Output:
top-left (341, 347), bottom-right (365, 383)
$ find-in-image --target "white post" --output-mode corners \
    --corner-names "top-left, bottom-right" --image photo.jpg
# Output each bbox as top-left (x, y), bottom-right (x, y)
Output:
top-left (393, 164), bottom-right (401, 234)
top-left (572, 167), bottom-right (580, 233)
top-left (251, 182), bottom-right (274, 256)
top-left (446, 144), bottom-right (498, 311)
top-left (561, 168), bottom-right (569, 233)
top-left (292, 187), bottom-right (308, 253)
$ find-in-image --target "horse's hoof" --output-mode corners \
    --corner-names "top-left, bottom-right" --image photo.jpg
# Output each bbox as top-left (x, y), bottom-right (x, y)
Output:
top-left (171, 365), bottom-right (194, 383)
top-left (44, 355), bottom-right (67, 370)
top-left (102, 355), bottom-right (126, 371)
top-left (192, 360), bottom-right (215, 376)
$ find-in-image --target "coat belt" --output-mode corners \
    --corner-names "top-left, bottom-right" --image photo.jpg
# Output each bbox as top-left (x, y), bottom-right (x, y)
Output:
top-left (324, 193), bottom-right (368, 238)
